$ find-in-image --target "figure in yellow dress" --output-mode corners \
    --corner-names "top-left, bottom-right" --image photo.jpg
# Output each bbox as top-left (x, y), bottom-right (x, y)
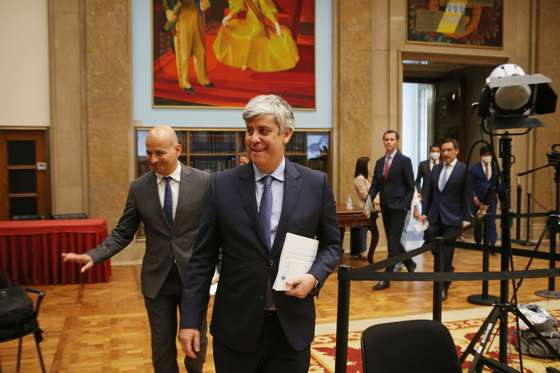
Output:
top-left (213, 0), bottom-right (300, 72)
top-left (164, 0), bottom-right (214, 93)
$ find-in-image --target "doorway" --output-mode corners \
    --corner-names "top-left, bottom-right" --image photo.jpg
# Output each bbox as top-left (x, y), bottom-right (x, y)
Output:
top-left (400, 54), bottom-right (505, 175)
top-left (0, 130), bottom-right (50, 220)
top-left (402, 82), bottom-right (435, 170)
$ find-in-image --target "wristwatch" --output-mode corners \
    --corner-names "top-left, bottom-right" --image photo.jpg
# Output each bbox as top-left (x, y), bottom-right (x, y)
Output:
top-left (309, 278), bottom-right (320, 297)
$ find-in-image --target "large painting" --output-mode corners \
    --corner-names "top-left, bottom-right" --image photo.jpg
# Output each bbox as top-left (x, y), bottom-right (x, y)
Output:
top-left (407, 0), bottom-right (503, 48)
top-left (152, 0), bottom-right (316, 108)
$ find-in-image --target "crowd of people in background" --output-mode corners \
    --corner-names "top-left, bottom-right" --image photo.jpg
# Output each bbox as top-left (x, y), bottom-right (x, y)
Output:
top-left (352, 132), bottom-right (498, 300)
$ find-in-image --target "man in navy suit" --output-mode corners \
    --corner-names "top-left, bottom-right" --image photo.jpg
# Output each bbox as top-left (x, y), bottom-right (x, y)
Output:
top-left (420, 138), bottom-right (470, 300)
top-left (178, 95), bottom-right (342, 372)
top-left (368, 130), bottom-right (416, 291)
top-left (415, 144), bottom-right (441, 202)
top-left (471, 145), bottom-right (498, 247)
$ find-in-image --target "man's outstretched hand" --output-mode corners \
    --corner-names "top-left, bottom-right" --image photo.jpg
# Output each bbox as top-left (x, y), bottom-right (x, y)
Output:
top-left (61, 252), bottom-right (93, 273)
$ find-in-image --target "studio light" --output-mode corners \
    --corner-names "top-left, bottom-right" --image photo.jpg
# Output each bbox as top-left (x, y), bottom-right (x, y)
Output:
top-left (469, 64), bottom-right (559, 366)
top-left (478, 63), bottom-right (557, 130)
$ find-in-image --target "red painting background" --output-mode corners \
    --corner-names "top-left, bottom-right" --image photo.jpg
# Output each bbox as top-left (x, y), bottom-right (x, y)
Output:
top-left (152, 0), bottom-right (316, 108)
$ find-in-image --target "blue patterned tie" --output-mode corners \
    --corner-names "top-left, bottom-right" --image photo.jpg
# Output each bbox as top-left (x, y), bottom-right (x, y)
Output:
top-left (258, 175), bottom-right (273, 251)
top-left (163, 176), bottom-right (173, 225)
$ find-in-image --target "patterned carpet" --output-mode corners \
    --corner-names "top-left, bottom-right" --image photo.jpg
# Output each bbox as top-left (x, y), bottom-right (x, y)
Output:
top-left (310, 300), bottom-right (560, 373)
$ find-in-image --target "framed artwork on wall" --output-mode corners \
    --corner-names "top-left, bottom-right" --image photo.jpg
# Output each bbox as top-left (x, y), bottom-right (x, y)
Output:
top-left (406, 0), bottom-right (503, 48)
top-left (152, 0), bottom-right (316, 109)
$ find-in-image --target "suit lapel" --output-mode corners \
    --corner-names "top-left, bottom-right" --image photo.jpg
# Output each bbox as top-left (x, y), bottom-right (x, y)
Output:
top-left (385, 151), bottom-right (400, 179)
top-left (173, 164), bottom-right (192, 228)
top-left (237, 165), bottom-right (269, 252)
top-left (425, 160), bottom-right (432, 174)
top-left (434, 164), bottom-right (443, 194)
top-left (443, 162), bottom-right (461, 192)
top-left (271, 160), bottom-right (301, 257)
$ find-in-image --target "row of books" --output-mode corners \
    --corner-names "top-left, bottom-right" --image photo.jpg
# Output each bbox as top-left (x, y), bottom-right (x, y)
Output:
top-left (286, 133), bottom-right (308, 153)
top-left (189, 132), bottom-right (238, 153)
top-left (137, 152), bottom-right (328, 175)
top-left (190, 158), bottom-right (238, 173)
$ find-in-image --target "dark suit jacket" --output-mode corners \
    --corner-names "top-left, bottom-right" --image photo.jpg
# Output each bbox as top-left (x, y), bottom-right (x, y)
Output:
top-left (180, 160), bottom-right (342, 352)
top-left (470, 162), bottom-right (498, 209)
top-left (368, 151), bottom-right (414, 210)
top-left (423, 161), bottom-right (470, 227)
top-left (415, 159), bottom-right (437, 201)
top-left (87, 164), bottom-right (210, 299)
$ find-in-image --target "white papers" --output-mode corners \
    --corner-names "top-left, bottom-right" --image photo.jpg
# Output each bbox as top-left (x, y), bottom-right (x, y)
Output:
top-left (209, 268), bottom-right (219, 296)
top-left (273, 233), bottom-right (318, 291)
top-left (413, 220), bottom-right (429, 234)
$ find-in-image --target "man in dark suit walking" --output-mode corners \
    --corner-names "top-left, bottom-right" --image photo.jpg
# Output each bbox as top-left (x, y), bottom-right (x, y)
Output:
top-left (368, 130), bottom-right (416, 291)
top-left (415, 144), bottom-right (441, 202)
top-left (420, 138), bottom-right (470, 301)
top-left (471, 145), bottom-right (498, 246)
top-left (62, 126), bottom-right (210, 373)
top-left (178, 95), bottom-right (342, 373)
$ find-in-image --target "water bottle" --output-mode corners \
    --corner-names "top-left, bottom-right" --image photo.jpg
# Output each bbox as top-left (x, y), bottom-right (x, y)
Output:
top-left (346, 194), bottom-right (353, 210)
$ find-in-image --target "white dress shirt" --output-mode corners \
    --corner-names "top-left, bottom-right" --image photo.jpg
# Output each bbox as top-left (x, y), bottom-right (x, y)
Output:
top-left (439, 158), bottom-right (457, 191)
top-left (483, 162), bottom-right (492, 180)
top-left (385, 149), bottom-right (397, 168)
top-left (430, 159), bottom-right (439, 171)
top-left (155, 162), bottom-right (181, 220)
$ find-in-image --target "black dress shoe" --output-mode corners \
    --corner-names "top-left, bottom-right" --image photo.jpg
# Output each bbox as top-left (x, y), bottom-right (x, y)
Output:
top-left (372, 281), bottom-right (390, 291)
top-left (407, 261), bottom-right (417, 272)
top-left (203, 82), bottom-right (215, 88)
top-left (350, 254), bottom-right (367, 260)
top-left (441, 288), bottom-right (448, 301)
top-left (183, 87), bottom-right (195, 94)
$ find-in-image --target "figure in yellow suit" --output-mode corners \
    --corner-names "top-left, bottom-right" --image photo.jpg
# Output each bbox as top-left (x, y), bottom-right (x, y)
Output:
top-left (213, 0), bottom-right (300, 72)
top-left (164, 0), bottom-right (214, 93)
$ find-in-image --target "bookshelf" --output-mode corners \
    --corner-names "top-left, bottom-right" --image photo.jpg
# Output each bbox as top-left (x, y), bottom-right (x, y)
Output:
top-left (136, 129), bottom-right (331, 177)
top-left (134, 128), bottom-right (330, 239)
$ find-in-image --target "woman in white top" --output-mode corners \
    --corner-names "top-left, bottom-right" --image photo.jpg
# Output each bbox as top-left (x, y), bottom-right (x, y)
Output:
top-left (351, 157), bottom-right (371, 259)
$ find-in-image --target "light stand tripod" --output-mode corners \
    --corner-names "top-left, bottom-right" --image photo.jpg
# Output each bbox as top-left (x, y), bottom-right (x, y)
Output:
top-left (460, 134), bottom-right (560, 371)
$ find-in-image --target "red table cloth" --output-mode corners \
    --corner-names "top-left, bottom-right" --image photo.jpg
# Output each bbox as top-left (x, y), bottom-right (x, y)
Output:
top-left (0, 219), bottom-right (111, 285)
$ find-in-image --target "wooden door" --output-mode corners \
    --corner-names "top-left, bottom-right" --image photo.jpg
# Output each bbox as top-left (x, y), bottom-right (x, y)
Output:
top-left (434, 80), bottom-right (464, 148)
top-left (0, 130), bottom-right (50, 220)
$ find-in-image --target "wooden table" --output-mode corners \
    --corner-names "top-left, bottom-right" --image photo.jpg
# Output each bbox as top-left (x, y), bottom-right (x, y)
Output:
top-left (0, 219), bottom-right (111, 285)
top-left (337, 208), bottom-right (380, 263)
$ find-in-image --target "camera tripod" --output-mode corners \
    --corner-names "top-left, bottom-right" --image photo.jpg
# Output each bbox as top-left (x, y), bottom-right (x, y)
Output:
top-left (460, 301), bottom-right (560, 373)
top-left (461, 136), bottom-right (560, 371)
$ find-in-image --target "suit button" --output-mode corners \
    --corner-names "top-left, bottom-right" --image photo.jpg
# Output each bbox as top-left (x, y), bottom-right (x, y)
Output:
top-left (268, 259), bottom-right (274, 267)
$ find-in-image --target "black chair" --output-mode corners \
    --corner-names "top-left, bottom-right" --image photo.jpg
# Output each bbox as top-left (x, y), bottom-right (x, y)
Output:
top-left (361, 319), bottom-right (519, 373)
top-left (361, 319), bottom-right (462, 373)
top-left (52, 213), bottom-right (88, 220)
top-left (0, 272), bottom-right (46, 373)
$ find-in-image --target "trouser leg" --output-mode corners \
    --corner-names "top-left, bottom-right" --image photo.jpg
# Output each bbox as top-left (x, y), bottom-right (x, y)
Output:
top-left (383, 208), bottom-right (409, 271)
